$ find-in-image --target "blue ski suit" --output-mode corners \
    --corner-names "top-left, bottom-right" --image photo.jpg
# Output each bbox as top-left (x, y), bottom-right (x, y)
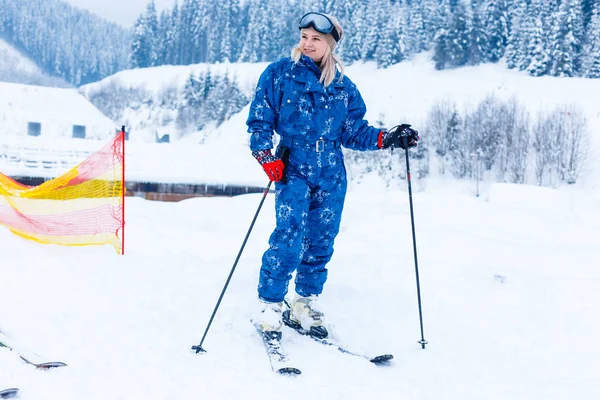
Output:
top-left (247, 55), bottom-right (382, 303)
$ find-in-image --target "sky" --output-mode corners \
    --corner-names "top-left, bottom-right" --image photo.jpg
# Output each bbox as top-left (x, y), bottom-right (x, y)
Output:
top-left (64, 0), bottom-right (177, 28)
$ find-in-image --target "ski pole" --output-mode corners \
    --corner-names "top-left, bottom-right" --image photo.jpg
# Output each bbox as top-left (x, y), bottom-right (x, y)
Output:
top-left (192, 181), bottom-right (272, 354)
top-left (402, 135), bottom-right (428, 350)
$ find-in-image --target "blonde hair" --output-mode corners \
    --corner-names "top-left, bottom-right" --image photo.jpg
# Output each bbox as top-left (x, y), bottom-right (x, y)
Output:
top-left (291, 14), bottom-right (344, 88)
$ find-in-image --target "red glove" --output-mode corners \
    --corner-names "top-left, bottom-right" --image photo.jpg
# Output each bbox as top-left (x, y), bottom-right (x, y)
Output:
top-left (252, 149), bottom-right (285, 182)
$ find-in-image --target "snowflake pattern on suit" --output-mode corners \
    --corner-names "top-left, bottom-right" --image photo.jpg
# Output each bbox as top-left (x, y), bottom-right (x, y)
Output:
top-left (247, 55), bottom-right (381, 302)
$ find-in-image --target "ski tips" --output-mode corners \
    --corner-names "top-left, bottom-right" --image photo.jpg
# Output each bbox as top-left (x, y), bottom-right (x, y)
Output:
top-left (191, 345), bottom-right (206, 354)
top-left (0, 388), bottom-right (19, 399)
top-left (277, 367), bottom-right (302, 376)
top-left (369, 354), bottom-right (394, 365)
top-left (29, 360), bottom-right (68, 369)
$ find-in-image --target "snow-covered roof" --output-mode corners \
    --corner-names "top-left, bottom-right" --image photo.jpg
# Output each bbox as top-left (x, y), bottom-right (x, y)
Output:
top-left (0, 81), bottom-right (117, 140)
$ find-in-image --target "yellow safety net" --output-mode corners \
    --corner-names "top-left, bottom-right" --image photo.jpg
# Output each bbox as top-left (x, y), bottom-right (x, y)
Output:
top-left (0, 131), bottom-right (125, 254)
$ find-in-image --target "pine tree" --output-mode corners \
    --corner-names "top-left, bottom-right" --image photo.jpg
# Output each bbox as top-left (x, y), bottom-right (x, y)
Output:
top-left (131, 1), bottom-right (159, 68)
top-left (525, 13), bottom-right (550, 76)
top-left (164, 5), bottom-right (179, 65)
top-left (582, 0), bottom-right (596, 28)
top-left (582, 1), bottom-right (600, 78)
top-left (483, 0), bottom-right (508, 62)
top-left (360, 0), bottom-right (385, 61)
top-left (155, 9), bottom-right (170, 66)
top-left (548, 0), bottom-right (585, 77)
top-left (422, 0), bottom-right (449, 44)
top-left (239, 0), bottom-right (271, 62)
top-left (433, 28), bottom-right (450, 70)
top-left (468, 0), bottom-right (488, 65)
top-left (375, 5), bottom-right (405, 68)
top-left (445, 1), bottom-right (470, 67)
top-left (505, 0), bottom-right (528, 69)
top-left (341, 0), bottom-right (368, 63)
top-left (405, 0), bottom-right (429, 55)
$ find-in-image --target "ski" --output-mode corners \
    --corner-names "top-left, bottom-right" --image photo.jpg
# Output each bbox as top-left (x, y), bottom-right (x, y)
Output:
top-left (253, 324), bottom-right (301, 376)
top-left (0, 388), bottom-right (19, 399)
top-left (282, 310), bottom-right (394, 365)
top-left (0, 332), bottom-right (67, 370)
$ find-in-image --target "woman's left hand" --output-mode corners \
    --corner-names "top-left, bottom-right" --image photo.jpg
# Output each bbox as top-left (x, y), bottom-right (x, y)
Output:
top-left (379, 124), bottom-right (420, 150)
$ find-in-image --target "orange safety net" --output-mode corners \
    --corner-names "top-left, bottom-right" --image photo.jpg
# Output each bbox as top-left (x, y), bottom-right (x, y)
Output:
top-left (0, 131), bottom-right (125, 254)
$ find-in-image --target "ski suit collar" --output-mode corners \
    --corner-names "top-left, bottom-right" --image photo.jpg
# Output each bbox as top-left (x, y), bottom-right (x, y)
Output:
top-left (293, 55), bottom-right (344, 93)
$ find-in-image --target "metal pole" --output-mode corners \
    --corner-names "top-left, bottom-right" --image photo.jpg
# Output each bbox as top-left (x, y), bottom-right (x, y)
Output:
top-left (191, 181), bottom-right (272, 353)
top-left (402, 138), bottom-right (428, 349)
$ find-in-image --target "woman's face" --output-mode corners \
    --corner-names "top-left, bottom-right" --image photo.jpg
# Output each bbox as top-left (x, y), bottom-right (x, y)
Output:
top-left (299, 27), bottom-right (328, 63)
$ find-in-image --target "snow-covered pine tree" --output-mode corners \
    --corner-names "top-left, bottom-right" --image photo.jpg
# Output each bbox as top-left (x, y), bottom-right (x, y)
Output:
top-left (422, 0), bottom-right (449, 44)
top-left (404, 0), bottom-right (429, 56)
top-left (327, 0), bottom-right (353, 59)
top-left (131, 0), bottom-right (159, 68)
top-left (505, 0), bottom-right (528, 69)
top-left (155, 9), bottom-right (170, 66)
top-left (445, 1), bottom-right (470, 68)
top-left (264, 0), bottom-right (294, 61)
top-left (525, 1), bottom-right (550, 76)
top-left (468, 0), bottom-right (489, 65)
top-left (375, 3), bottom-right (405, 68)
top-left (239, 0), bottom-right (271, 62)
top-left (175, 0), bottom-right (193, 65)
top-left (483, 0), bottom-right (508, 62)
top-left (582, 1), bottom-right (600, 78)
top-left (360, 0), bottom-right (385, 61)
top-left (163, 4), bottom-right (179, 65)
top-left (548, 0), bottom-right (585, 77)
top-left (582, 0), bottom-right (596, 28)
top-left (433, 28), bottom-right (450, 70)
top-left (341, 0), bottom-right (368, 63)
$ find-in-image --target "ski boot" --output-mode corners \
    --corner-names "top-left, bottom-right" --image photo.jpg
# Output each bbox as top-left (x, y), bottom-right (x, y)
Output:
top-left (255, 301), bottom-right (283, 333)
top-left (284, 294), bottom-right (328, 339)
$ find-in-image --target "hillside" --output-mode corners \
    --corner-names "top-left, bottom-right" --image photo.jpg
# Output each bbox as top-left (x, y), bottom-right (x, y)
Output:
top-left (79, 53), bottom-right (600, 190)
top-left (0, 38), bottom-right (69, 87)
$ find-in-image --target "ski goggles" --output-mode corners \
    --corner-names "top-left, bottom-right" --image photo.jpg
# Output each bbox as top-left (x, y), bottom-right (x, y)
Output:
top-left (298, 12), bottom-right (340, 42)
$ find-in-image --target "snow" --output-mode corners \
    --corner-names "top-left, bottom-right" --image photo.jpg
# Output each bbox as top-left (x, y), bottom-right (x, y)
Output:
top-left (79, 62), bottom-right (269, 95)
top-left (0, 81), bottom-right (116, 139)
top-left (1, 53), bottom-right (600, 398)
top-left (1, 180), bottom-right (599, 399)
top-left (0, 38), bottom-right (41, 75)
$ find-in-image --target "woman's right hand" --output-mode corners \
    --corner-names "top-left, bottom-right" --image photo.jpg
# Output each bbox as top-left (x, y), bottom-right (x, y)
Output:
top-left (252, 149), bottom-right (285, 182)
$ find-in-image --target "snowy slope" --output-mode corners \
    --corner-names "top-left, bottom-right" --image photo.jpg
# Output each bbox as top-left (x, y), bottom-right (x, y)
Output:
top-left (0, 180), bottom-right (599, 399)
top-left (0, 38), bottom-right (41, 75)
top-left (0, 38), bottom-right (69, 87)
top-left (1, 54), bottom-right (600, 399)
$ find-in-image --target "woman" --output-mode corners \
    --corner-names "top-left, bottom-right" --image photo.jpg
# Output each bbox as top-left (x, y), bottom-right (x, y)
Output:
top-left (247, 12), bottom-right (419, 337)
